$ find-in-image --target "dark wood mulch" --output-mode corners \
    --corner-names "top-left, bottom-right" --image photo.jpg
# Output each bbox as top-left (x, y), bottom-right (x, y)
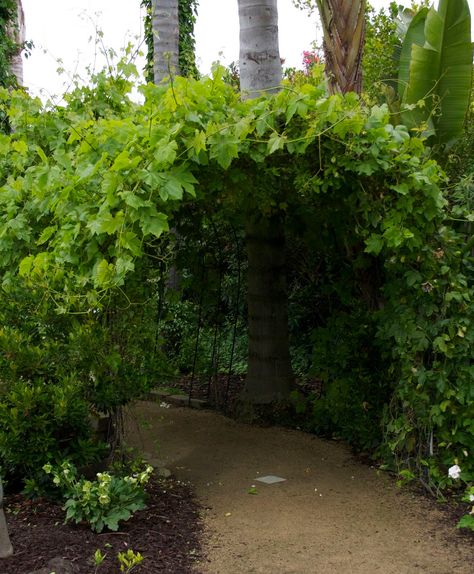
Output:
top-left (2, 477), bottom-right (204, 573)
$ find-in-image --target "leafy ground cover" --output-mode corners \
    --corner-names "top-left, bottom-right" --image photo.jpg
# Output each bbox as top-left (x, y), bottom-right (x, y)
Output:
top-left (2, 477), bottom-right (203, 573)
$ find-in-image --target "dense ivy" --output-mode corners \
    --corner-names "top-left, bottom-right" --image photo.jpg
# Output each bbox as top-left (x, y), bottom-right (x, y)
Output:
top-left (0, 0), bottom-right (18, 88)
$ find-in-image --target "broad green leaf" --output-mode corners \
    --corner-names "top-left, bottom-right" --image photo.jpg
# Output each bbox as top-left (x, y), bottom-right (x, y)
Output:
top-left (365, 235), bottom-right (384, 255)
top-left (120, 190), bottom-right (148, 210)
top-left (154, 140), bottom-right (178, 165)
top-left (37, 226), bottom-right (57, 245)
top-left (209, 136), bottom-right (239, 169)
top-left (401, 0), bottom-right (472, 143)
top-left (18, 255), bottom-right (34, 276)
top-left (36, 146), bottom-right (49, 164)
top-left (267, 132), bottom-right (287, 155)
top-left (93, 259), bottom-right (115, 287)
top-left (192, 130), bottom-right (207, 154)
top-left (88, 211), bottom-right (124, 235)
top-left (110, 150), bottom-right (140, 172)
top-left (119, 231), bottom-right (142, 256)
top-left (398, 8), bottom-right (429, 100)
top-left (115, 255), bottom-right (135, 278)
top-left (159, 166), bottom-right (198, 200)
top-left (140, 211), bottom-right (168, 238)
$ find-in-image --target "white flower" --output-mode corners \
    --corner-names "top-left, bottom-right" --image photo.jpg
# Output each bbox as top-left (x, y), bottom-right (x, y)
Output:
top-left (448, 464), bottom-right (462, 479)
top-left (160, 401), bottom-right (171, 409)
top-left (469, 494), bottom-right (474, 502)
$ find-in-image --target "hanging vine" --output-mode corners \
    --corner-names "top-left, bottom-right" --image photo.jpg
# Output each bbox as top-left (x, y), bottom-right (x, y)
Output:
top-left (141, 0), bottom-right (199, 82)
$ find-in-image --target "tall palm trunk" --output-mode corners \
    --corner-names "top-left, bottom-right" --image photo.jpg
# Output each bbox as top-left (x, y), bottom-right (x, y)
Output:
top-left (243, 216), bottom-right (293, 403)
top-left (239, 0), bottom-right (281, 97)
top-left (316, 0), bottom-right (366, 94)
top-left (152, 0), bottom-right (180, 82)
top-left (238, 0), bottom-right (293, 404)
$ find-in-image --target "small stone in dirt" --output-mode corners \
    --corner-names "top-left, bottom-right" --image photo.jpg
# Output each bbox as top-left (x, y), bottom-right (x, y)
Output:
top-left (255, 475), bottom-right (286, 484)
top-left (158, 467), bottom-right (172, 478)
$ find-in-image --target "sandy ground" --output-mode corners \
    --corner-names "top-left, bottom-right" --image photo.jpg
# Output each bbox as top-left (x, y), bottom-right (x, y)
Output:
top-left (126, 402), bottom-right (473, 574)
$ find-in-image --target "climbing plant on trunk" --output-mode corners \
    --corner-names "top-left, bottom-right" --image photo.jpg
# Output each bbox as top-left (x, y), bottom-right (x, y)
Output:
top-left (142, 0), bottom-right (198, 82)
top-left (0, 0), bottom-right (24, 88)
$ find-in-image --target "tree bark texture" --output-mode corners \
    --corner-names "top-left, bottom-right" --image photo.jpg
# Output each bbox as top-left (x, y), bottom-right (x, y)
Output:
top-left (238, 0), bottom-right (281, 99)
top-left (7, 0), bottom-right (25, 85)
top-left (0, 479), bottom-right (13, 559)
top-left (316, 0), bottom-right (366, 94)
top-left (242, 216), bottom-right (293, 404)
top-left (152, 0), bottom-right (180, 82)
top-left (237, 0), bottom-right (292, 404)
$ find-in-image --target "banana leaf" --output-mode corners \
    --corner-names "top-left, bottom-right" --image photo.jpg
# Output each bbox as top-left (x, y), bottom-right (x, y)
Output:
top-left (397, 7), bottom-right (429, 101)
top-left (400, 0), bottom-right (472, 144)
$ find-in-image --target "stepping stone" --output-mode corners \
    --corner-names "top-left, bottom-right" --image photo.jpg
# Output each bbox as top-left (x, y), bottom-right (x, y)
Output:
top-left (255, 475), bottom-right (286, 484)
top-left (147, 389), bottom-right (173, 401)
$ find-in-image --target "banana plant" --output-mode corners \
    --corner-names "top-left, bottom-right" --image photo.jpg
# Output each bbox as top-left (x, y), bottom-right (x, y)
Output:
top-left (399, 0), bottom-right (473, 144)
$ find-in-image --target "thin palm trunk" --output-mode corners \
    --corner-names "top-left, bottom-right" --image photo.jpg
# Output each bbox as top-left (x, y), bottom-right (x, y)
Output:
top-left (238, 0), bottom-right (293, 404)
top-left (316, 0), bottom-right (366, 94)
top-left (152, 0), bottom-right (180, 82)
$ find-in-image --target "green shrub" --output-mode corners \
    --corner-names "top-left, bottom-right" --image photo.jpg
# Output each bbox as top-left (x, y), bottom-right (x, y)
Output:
top-left (306, 310), bottom-right (389, 451)
top-left (0, 378), bottom-right (104, 486)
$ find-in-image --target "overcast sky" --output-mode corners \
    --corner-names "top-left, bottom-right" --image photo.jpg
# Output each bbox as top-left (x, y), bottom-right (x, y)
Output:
top-left (20, 1), bottom-right (474, 102)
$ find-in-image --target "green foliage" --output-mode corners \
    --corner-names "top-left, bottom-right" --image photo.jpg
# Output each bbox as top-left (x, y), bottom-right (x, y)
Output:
top-left (43, 460), bottom-right (153, 533)
top-left (0, 378), bottom-right (102, 486)
top-left (117, 549), bottom-right (144, 573)
top-left (307, 311), bottom-right (389, 450)
top-left (0, 0), bottom-right (18, 88)
top-left (399, 0), bottom-right (473, 144)
top-left (363, 2), bottom-right (400, 99)
top-left (457, 484), bottom-right (474, 531)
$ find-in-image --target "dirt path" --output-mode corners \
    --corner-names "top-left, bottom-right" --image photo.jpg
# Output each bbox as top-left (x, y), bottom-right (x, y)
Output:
top-left (126, 402), bottom-right (473, 574)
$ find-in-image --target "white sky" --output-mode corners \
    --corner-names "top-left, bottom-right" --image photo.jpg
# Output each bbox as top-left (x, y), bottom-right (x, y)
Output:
top-left (20, 1), bottom-right (474, 101)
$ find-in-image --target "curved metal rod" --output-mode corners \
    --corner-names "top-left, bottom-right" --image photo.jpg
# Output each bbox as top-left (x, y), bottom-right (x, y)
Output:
top-left (224, 224), bottom-right (243, 413)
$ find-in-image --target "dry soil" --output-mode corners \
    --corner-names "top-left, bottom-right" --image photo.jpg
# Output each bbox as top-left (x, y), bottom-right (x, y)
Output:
top-left (126, 401), bottom-right (473, 574)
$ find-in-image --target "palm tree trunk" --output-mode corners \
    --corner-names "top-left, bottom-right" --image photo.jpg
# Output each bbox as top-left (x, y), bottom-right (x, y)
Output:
top-left (242, 216), bottom-right (293, 403)
top-left (238, 0), bottom-right (281, 98)
top-left (316, 0), bottom-right (366, 94)
top-left (238, 0), bottom-right (293, 404)
top-left (152, 0), bottom-right (180, 82)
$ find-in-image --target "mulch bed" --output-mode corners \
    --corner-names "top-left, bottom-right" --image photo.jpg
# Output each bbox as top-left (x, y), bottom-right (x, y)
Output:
top-left (2, 477), bottom-right (204, 573)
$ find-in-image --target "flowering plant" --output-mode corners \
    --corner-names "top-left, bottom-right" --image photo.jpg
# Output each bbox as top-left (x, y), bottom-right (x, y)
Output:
top-left (446, 463), bottom-right (474, 532)
top-left (43, 461), bottom-right (153, 532)
top-left (302, 49), bottom-right (321, 74)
